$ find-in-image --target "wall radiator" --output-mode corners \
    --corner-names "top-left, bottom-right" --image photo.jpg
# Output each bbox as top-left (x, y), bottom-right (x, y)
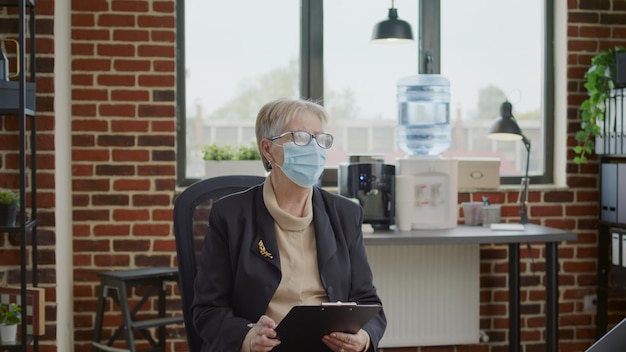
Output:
top-left (365, 244), bottom-right (480, 347)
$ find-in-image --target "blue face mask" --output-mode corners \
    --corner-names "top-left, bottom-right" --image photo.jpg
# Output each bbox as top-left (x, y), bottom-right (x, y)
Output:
top-left (276, 142), bottom-right (326, 187)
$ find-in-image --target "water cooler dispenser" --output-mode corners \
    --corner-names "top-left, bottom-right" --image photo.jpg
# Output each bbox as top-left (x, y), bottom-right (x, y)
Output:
top-left (395, 74), bottom-right (458, 229)
top-left (396, 157), bottom-right (458, 229)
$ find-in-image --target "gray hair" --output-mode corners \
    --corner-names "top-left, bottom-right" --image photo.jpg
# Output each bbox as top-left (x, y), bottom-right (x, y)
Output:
top-left (255, 98), bottom-right (329, 171)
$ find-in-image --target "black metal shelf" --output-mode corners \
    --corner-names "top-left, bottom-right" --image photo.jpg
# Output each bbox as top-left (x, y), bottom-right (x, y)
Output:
top-left (0, 336), bottom-right (33, 350)
top-left (0, 0), bottom-right (38, 350)
top-left (0, 0), bottom-right (34, 7)
top-left (0, 219), bottom-right (36, 233)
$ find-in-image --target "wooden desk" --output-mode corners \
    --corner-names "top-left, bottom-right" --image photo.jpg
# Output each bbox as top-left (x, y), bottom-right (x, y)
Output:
top-left (364, 223), bottom-right (578, 352)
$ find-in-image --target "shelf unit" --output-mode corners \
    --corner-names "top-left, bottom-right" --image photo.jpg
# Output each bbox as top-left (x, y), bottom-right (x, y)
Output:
top-left (0, 0), bottom-right (38, 351)
top-left (596, 86), bottom-right (626, 338)
top-left (597, 156), bottom-right (626, 337)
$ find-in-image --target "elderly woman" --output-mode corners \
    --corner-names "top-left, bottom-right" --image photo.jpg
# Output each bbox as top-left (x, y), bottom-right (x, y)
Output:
top-left (192, 98), bottom-right (386, 352)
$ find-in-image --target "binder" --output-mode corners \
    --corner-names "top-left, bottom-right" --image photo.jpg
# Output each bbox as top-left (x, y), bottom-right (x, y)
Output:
top-left (272, 303), bottom-right (382, 352)
top-left (622, 234), bottom-right (626, 268)
top-left (612, 232), bottom-right (620, 266)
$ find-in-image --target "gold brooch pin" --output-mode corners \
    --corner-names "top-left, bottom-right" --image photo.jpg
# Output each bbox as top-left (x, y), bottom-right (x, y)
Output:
top-left (258, 240), bottom-right (273, 259)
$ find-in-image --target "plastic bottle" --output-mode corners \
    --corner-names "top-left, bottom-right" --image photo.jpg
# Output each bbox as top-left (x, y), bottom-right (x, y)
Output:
top-left (397, 74), bottom-right (451, 156)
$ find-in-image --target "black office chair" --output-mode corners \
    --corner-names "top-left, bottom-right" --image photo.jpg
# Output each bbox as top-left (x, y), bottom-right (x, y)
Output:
top-left (173, 175), bottom-right (265, 352)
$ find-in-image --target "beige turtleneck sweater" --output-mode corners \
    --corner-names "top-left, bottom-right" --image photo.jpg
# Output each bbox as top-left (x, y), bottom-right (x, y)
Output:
top-left (262, 176), bottom-right (328, 324)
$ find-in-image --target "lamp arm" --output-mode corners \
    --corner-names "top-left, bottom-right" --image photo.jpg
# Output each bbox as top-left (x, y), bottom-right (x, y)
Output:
top-left (519, 135), bottom-right (531, 224)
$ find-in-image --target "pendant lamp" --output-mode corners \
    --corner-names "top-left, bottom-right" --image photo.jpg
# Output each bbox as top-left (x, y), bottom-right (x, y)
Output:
top-left (371, 0), bottom-right (414, 43)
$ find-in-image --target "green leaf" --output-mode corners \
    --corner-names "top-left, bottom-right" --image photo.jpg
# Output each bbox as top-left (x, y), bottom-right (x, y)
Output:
top-left (574, 45), bottom-right (626, 163)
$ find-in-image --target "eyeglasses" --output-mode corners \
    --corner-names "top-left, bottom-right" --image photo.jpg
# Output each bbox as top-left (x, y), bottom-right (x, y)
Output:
top-left (269, 130), bottom-right (334, 149)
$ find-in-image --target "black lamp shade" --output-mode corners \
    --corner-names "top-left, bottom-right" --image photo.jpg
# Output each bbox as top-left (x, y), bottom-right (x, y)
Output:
top-left (371, 8), bottom-right (414, 43)
top-left (488, 101), bottom-right (523, 141)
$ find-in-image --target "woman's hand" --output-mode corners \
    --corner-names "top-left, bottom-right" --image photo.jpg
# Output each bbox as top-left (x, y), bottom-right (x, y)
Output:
top-left (322, 329), bottom-right (369, 352)
top-left (247, 315), bottom-right (280, 352)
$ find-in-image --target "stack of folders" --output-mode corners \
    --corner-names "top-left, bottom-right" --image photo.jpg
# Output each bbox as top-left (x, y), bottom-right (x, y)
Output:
top-left (596, 88), bottom-right (626, 156)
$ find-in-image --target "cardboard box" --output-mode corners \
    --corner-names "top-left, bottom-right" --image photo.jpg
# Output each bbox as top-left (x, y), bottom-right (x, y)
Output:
top-left (0, 286), bottom-right (45, 335)
top-left (456, 158), bottom-right (500, 190)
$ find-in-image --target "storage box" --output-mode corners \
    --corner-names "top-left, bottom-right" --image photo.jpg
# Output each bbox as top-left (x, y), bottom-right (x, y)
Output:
top-left (0, 81), bottom-right (36, 114)
top-left (456, 158), bottom-right (500, 190)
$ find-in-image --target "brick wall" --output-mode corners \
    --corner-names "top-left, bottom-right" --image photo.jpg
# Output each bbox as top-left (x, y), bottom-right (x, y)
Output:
top-left (1, 0), bottom-right (625, 351)
top-left (69, 0), bottom-right (180, 351)
top-left (0, 0), bottom-right (58, 350)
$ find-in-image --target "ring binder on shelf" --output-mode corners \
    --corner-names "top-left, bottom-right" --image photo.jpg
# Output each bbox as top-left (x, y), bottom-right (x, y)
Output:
top-left (597, 88), bottom-right (626, 156)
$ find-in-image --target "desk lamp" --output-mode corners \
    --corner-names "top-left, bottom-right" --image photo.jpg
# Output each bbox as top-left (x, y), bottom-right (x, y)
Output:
top-left (371, 0), bottom-right (414, 43)
top-left (488, 101), bottom-right (531, 224)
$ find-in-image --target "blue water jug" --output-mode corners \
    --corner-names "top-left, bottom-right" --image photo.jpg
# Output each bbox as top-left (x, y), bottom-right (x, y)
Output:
top-left (397, 74), bottom-right (451, 156)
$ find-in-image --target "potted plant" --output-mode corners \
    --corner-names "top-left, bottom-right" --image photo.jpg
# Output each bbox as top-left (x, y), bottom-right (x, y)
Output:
top-left (0, 189), bottom-right (19, 227)
top-left (0, 303), bottom-right (21, 343)
top-left (202, 142), bottom-right (267, 178)
top-left (574, 46), bottom-right (626, 164)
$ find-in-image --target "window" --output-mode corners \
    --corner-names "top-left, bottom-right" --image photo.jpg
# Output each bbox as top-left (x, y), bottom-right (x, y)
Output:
top-left (177, 0), bottom-right (300, 184)
top-left (178, 0), bottom-right (553, 186)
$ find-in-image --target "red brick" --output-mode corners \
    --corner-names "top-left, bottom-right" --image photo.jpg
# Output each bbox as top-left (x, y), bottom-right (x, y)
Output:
top-left (72, 43), bottom-right (95, 56)
top-left (95, 164), bottom-right (135, 176)
top-left (97, 43), bottom-right (136, 57)
top-left (132, 194), bottom-right (170, 206)
top-left (97, 74), bottom-right (136, 87)
top-left (112, 209), bottom-right (151, 221)
top-left (133, 224), bottom-right (170, 236)
top-left (111, 0), bottom-right (150, 12)
top-left (73, 29), bottom-right (110, 41)
top-left (111, 120), bottom-right (149, 132)
top-left (113, 29), bottom-right (150, 42)
top-left (137, 134), bottom-right (176, 147)
top-left (73, 119), bottom-right (108, 132)
top-left (137, 165), bottom-right (175, 177)
top-left (73, 209), bottom-right (111, 222)
top-left (153, 239), bottom-right (176, 252)
top-left (153, 60), bottom-right (175, 72)
top-left (113, 239), bottom-right (151, 252)
top-left (111, 90), bottom-right (150, 102)
top-left (74, 240), bottom-right (111, 252)
top-left (137, 104), bottom-right (176, 117)
top-left (72, 149), bottom-right (110, 162)
top-left (94, 254), bottom-right (131, 267)
top-left (72, 13), bottom-right (96, 27)
top-left (98, 14), bottom-right (135, 27)
top-left (137, 45), bottom-right (175, 58)
top-left (72, 89), bottom-right (109, 101)
top-left (151, 30), bottom-right (175, 42)
top-left (72, 74), bottom-right (94, 86)
top-left (113, 179), bottom-right (151, 191)
top-left (151, 121), bottom-right (175, 133)
top-left (112, 149), bottom-right (149, 162)
top-left (153, 1), bottom-right (175, 13)
top-left (137, 15), bottom-right (175, 28)
top-left (563, 261), bottom-right (596, 274)
top-left (113, 59), bottom-right (151, 72)
top-left (73, 0), bottom-right (110, 12)
top-left (99, 104), bottom-right (137, 117)
top-left (72, 59), bottom-right (111, 71)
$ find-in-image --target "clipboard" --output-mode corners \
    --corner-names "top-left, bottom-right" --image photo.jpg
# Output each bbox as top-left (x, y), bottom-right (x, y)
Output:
top-left (272, 303), bottom-right (382, 352)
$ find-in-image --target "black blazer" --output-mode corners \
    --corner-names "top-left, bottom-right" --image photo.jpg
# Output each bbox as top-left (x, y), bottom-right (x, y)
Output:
top-left (192, 183), bottom-right (386, 352)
